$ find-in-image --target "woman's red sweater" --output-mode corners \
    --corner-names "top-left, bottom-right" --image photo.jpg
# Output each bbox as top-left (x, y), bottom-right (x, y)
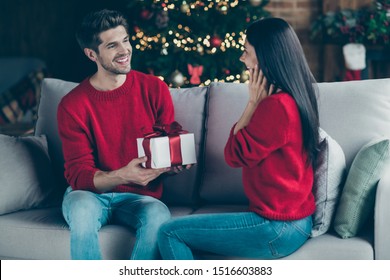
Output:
top-left (224, 92), bottom-right (315, 221)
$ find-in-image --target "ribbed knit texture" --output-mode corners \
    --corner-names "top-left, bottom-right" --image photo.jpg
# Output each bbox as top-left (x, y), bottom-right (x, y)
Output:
top-left (224, 93), bottom-right (315, 221)
top-left (57, 70), bottom-right (174, 198)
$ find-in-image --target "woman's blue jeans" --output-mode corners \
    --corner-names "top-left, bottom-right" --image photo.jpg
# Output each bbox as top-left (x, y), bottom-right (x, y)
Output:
top-left (62, 186), bottom-right (171, 260)
top-left (158, 212), bottom-right (312, 260)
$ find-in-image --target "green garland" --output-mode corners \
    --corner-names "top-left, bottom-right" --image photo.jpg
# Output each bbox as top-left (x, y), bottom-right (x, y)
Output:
top-left (311, 0), bottom-right (390, 46)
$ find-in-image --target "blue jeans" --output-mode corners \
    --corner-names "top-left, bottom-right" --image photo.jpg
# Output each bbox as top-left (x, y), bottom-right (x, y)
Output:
top-left (158, 212), bottom-right (312, 260)
top-left (62, 186), bottom-right (171, 260)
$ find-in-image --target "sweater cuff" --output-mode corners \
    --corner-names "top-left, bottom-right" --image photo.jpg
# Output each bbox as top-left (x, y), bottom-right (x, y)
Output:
top-left (73, 168), bottom-right (100, 193)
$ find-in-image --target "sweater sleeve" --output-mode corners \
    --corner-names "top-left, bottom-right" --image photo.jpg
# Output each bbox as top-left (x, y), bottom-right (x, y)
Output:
top-left (57, 102), bottom-right (99, 192)
top-left (224, 96), bottom-right (290, 168)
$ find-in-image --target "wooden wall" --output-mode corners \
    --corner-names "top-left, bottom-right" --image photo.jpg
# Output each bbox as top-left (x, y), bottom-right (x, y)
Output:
top-left (0, 0), bottom-right (127, 82)
top-left (265, 0), bottom-right (323, 80)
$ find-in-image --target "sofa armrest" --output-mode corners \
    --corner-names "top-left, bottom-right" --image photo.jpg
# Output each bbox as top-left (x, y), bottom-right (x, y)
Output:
top-left (375, 166), bottom-right (390, 260)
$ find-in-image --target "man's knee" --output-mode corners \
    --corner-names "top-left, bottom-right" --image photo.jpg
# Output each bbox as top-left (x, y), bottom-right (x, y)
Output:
top-left (141, 197), bottom-right (171, 225)
top-left (62, 191), bottom-right (103, 231)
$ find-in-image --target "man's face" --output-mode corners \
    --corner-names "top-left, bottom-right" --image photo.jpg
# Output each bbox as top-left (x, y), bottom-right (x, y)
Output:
top-left (95, 25), bottom-right (132, 75)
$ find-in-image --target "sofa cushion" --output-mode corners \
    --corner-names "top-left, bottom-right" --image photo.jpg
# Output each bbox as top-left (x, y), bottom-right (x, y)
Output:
top-left (35, 78), bottom-right (206, 206)
top-left (162, 87), bottom-right (207, 205)
top-left (200, 82), bottom-right (249, 204)
top-left (0, 134), bottom-right (57, 215)
top-left (0, 205), bottom-right (193, 259)
top-left (35, 78), bottom-right (78, 194)
top-left (334, 137), bottom-right (390, 239)
top-left (311, 128), bottom-right (346, 237)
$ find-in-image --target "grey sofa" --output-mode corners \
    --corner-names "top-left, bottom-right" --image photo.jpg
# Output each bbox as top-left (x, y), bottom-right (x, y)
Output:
top-left (1, 77), bottom-right (390, 260)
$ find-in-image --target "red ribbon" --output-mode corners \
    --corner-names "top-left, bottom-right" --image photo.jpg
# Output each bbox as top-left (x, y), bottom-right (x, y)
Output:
top-left (142, 122), bottom-right (187, 168)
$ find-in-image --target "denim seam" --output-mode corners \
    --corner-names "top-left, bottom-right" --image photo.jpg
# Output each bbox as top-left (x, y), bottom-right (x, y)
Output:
top-left (268, 222), bottom-right (288, 257)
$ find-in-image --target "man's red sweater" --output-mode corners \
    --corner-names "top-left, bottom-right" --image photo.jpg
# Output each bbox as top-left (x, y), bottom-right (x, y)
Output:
top-left (224, 92), bottom-right (315, 221)
top-left (57, 70), bottom-right (174, 198)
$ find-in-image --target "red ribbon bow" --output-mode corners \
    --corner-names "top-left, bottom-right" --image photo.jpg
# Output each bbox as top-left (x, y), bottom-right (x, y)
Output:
top-left (142, 121), bottom-right (187, 168)
top-left (144, 121), bottom-right (187, 138)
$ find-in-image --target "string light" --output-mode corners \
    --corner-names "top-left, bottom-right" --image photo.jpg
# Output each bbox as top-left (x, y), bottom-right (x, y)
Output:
top-left (130, 0), bottom-right (268, 85)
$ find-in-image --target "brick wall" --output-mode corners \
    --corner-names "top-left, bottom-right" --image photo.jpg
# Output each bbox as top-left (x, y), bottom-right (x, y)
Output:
top-left (265, 0), bottom-right (323, 80)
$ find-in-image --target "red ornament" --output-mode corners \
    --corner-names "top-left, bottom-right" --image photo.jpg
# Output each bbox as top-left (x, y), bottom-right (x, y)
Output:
top-left (187, 64), bottom-right (203, 85)
top-left (140, 9), bottom-right (153, 20)
top-left (211, 36), bottom-right (222, 48)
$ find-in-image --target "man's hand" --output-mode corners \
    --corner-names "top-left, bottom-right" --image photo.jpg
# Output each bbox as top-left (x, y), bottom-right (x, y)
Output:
top-left (168, 164), bottom-right (193, 174)
top-left (93, 156), bottom-right (170, 192)
top-left (119, 157), bottom-right (170, 186)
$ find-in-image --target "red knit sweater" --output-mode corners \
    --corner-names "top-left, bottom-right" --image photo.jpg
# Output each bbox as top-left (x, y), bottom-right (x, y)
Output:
top-left (224, 92), bottom-right (315, 221)
top-left (57, 70), bottom-right (174, 198)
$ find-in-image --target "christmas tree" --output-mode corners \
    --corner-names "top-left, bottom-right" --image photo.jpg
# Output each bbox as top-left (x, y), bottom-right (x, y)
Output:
top-left (125, 0), bottom-right (270, 87)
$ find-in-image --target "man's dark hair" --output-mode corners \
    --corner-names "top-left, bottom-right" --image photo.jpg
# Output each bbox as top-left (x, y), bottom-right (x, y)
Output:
top-left (76, 9), bottom-right (129, 53)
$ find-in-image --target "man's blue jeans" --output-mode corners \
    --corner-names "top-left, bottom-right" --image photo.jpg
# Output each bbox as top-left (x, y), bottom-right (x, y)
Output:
top-left (158, 212), bottom-right (312, 259)
top-left (62, 186), bottom-right (171, 260)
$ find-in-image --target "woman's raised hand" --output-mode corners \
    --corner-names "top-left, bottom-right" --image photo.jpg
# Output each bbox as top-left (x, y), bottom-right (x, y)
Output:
top-left (248, 65), bottom-right (274, 106)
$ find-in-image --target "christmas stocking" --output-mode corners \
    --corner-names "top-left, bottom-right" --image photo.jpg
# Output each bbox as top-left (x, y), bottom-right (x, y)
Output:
top-left (342, 43), bottom-right (366, 81)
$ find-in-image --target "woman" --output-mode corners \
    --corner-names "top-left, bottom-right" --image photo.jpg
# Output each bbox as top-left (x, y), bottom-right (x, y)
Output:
top-left (157, 17), bottom-right (320, 259)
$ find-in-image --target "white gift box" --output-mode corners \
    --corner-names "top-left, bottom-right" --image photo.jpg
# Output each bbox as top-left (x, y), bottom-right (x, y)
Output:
top-left (137, 133), bottom-right (197, 169)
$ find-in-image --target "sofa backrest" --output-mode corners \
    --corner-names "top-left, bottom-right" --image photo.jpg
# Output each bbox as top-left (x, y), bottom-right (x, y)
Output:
top-left (35, 78), bottom-right (207, 206)
top-left (199, 79), bottom-right (390, 204)
top-left (317, 79), bottom-right (390, 168)
top-left (36, 78), bottom-right (390, 207)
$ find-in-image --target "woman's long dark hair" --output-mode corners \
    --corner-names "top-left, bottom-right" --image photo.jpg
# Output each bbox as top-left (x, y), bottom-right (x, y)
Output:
top-left (246, 17), bottom-right (320, 165)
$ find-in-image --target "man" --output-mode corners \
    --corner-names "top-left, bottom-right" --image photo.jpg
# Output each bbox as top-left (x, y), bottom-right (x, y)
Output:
top-left (57, 9), bottom-right (175, 260)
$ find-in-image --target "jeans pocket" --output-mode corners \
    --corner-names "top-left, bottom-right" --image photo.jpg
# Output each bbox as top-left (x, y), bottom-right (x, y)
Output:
top-left (268, 218), bottom-right (311, 258)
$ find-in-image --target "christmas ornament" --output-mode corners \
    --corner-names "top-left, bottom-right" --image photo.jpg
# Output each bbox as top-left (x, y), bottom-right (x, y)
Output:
top-left (180, 1), bottom-right (190, 13)
top-left (170, 70), bottom-right (185, 87)
top-left (249, 0), bottom-right (263, 7)
top-left (155, 10), bottom-right (169, 29)
top-left (216, 1), bottom-right (229, 15)
top-left (211, 35), bottom-right (222, 48)
top-left (140, 8), bottom-right (154, 20)
top-left (187, 64), bottom-right (203, 85)
top-left (197, 44), bottom-right (204, 55)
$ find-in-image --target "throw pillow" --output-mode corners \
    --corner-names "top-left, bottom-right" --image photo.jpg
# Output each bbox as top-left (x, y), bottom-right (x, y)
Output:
top-left (311, 128), bottom-right (346, 237)
top-left (334, 137), bottom-right (390, 238)
top-left (0, 134), bottom-right (56, 215)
